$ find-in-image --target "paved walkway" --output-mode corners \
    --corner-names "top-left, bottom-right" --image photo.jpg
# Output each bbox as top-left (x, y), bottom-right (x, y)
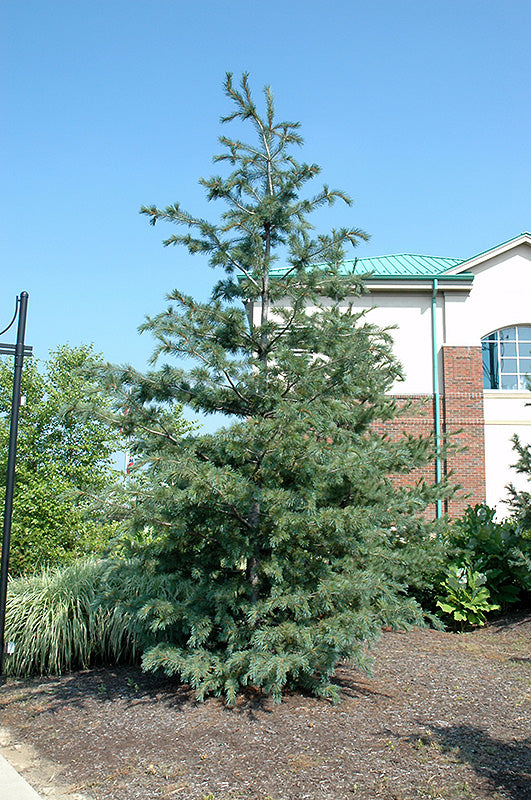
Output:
top-left (0, 751), bottom-right (44, 799)
top-left (0, 727), bottom-right (90, 799)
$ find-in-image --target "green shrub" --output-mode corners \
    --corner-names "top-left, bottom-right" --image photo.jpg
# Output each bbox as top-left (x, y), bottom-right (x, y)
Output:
top-left (4, 559), bottom-right (139, 677)
top-left (450, 504), bottom-right (531, 609)
top-left (7, 472), bottom-right (119, 576)
top-left (0, 345), bottom-right (124, 576)
top-left (507, 433), bottom-right (531, 530)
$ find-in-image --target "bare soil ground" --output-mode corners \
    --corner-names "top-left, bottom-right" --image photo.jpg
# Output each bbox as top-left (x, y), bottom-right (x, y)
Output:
top-left (1, 614), bottom-right (530, 800)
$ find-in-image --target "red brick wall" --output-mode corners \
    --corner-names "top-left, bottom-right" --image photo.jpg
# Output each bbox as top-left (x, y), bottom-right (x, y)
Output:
top-left (441, 346), bottom-right (486, 516)
top-left (373, 396), bottom-right (441, 519)
top-left (374, 346), bottom-right (486, 518)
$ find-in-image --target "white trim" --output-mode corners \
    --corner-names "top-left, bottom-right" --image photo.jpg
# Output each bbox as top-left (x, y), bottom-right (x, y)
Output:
top-left (483, 390), bottom-right (531, 400)
top-left (364, 280), bottom-right (473, 292)
top-left (485, 419), bottom-right (531, 425)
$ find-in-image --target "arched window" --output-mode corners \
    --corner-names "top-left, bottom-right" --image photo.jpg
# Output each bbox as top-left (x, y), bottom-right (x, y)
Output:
top-left (482, 325), bottom-right (531, 389)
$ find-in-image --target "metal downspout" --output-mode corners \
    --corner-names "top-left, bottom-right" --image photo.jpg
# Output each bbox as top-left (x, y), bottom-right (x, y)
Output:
top-left (432, 279), bottom-right (442, 519)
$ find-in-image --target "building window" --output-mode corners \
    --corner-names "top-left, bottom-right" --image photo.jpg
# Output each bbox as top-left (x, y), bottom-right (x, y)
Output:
top-left (482, 325), bottom-right (531, 389)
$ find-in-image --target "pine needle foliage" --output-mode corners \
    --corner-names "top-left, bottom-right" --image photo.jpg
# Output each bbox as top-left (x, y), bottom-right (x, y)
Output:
top-left (507, 434), bottom-right (531, 530)
top-left (109, 74), bottom-right (448, 703)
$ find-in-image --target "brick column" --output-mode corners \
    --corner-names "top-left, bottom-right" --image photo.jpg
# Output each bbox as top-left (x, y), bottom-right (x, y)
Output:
top-left (441, 346), bottom-right (486, 515)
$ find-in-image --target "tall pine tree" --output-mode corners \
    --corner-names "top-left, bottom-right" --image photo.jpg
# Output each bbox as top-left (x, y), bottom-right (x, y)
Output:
top-left (110, 74), bottom-right (448, 702)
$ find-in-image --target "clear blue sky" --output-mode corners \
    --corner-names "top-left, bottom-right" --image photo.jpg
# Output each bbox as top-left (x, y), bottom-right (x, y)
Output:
top-left (2, 0), bottom-right (530, 373)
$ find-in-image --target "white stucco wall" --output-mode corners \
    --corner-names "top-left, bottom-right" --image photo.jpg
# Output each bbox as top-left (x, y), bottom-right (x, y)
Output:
top-left (252, 292), bottom-right (437, 393)
top-left (450, 244), bottom-right (531, 510)
top-left (337, 292), bottom-right (436, 394)
top-left (483, 392), bottom-right (531, 513)
top-left (348, 244), bottom-right (531, 394)
top-left (443, 244), bottom-right (531, 346)
top-left (360, 245), bottom-right (531, 510)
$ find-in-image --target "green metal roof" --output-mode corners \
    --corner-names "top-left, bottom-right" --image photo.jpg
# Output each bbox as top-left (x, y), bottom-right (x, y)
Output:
top-left (268, 253), bottom-right (464, 280)
top-left (265, 233), bottom-right (531, 282)
top-left (341, 253), bottom-right (463, 278)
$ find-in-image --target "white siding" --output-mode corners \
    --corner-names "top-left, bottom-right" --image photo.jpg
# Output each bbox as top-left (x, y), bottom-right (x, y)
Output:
top-left (443, 244), bottom-right (531, 346)
top-left (483, 392), bottom-right (531, 511)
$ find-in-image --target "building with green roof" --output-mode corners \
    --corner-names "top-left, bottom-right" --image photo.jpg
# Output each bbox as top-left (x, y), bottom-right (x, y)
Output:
top-left (255, 233), bottom-right (531, 516)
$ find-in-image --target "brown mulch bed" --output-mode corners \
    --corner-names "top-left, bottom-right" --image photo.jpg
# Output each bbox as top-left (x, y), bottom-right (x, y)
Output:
top-left (1, 614), bottom-right (530, 800)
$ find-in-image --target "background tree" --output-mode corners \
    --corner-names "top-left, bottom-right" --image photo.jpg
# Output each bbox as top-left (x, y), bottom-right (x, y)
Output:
top-left (507, 434), bottom-right (531, 530)
top-left (109, 74), bottom-right (449, 703)
top-left (0, 344), bottom-right (122, 574)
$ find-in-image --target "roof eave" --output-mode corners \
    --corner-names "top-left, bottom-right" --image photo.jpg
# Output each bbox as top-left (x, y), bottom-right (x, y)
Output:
top-left (364, 274), bottom-right (474, 292)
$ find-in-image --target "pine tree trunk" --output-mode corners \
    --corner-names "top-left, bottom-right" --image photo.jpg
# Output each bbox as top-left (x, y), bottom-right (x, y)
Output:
top-left (247, 218), bottom-right (272, 602)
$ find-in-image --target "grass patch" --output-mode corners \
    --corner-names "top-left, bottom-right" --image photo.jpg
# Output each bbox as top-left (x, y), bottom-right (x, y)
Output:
top-left (5, 558), bottom-right (139, 677)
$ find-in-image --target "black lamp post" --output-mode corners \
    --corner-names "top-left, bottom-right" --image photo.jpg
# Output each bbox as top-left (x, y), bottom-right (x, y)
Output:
top-left (0, 292), bottom-right (32, 680)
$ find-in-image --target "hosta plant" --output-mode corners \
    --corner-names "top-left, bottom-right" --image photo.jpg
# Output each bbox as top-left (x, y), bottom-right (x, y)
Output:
top-left (436, 565), bottom-right (499, 629)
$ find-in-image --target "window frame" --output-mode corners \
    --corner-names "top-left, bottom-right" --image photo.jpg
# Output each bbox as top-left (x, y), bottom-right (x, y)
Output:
top-left (482, 325), bottom-right (531, 390)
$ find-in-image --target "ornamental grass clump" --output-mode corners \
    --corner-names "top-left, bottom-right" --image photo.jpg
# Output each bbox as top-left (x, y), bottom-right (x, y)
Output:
top-left (4, 559), bottom-right (139, 677)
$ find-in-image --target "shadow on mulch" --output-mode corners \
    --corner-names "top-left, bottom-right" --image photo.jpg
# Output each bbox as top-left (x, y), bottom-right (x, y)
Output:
top-left (3, 666), bottom-right (194, 712)
top-left (425, 724), bottom-right (531, 800)
top-left (4, 663), bottom-right (393, 723)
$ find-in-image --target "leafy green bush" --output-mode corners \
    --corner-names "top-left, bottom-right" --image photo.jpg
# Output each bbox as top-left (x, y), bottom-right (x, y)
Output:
top-left (436, 565), bottom-right (499, 628)
top-left (449, 504), bottom-right (531, 609)
top-left (7, 470), bottom-right (119, 575)
top-left (4, 559), bottom-right (140, 677)
top-left (0, 345), bottom-right (123, 575)
top-left (419, 504), bottom-right (531, 629)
